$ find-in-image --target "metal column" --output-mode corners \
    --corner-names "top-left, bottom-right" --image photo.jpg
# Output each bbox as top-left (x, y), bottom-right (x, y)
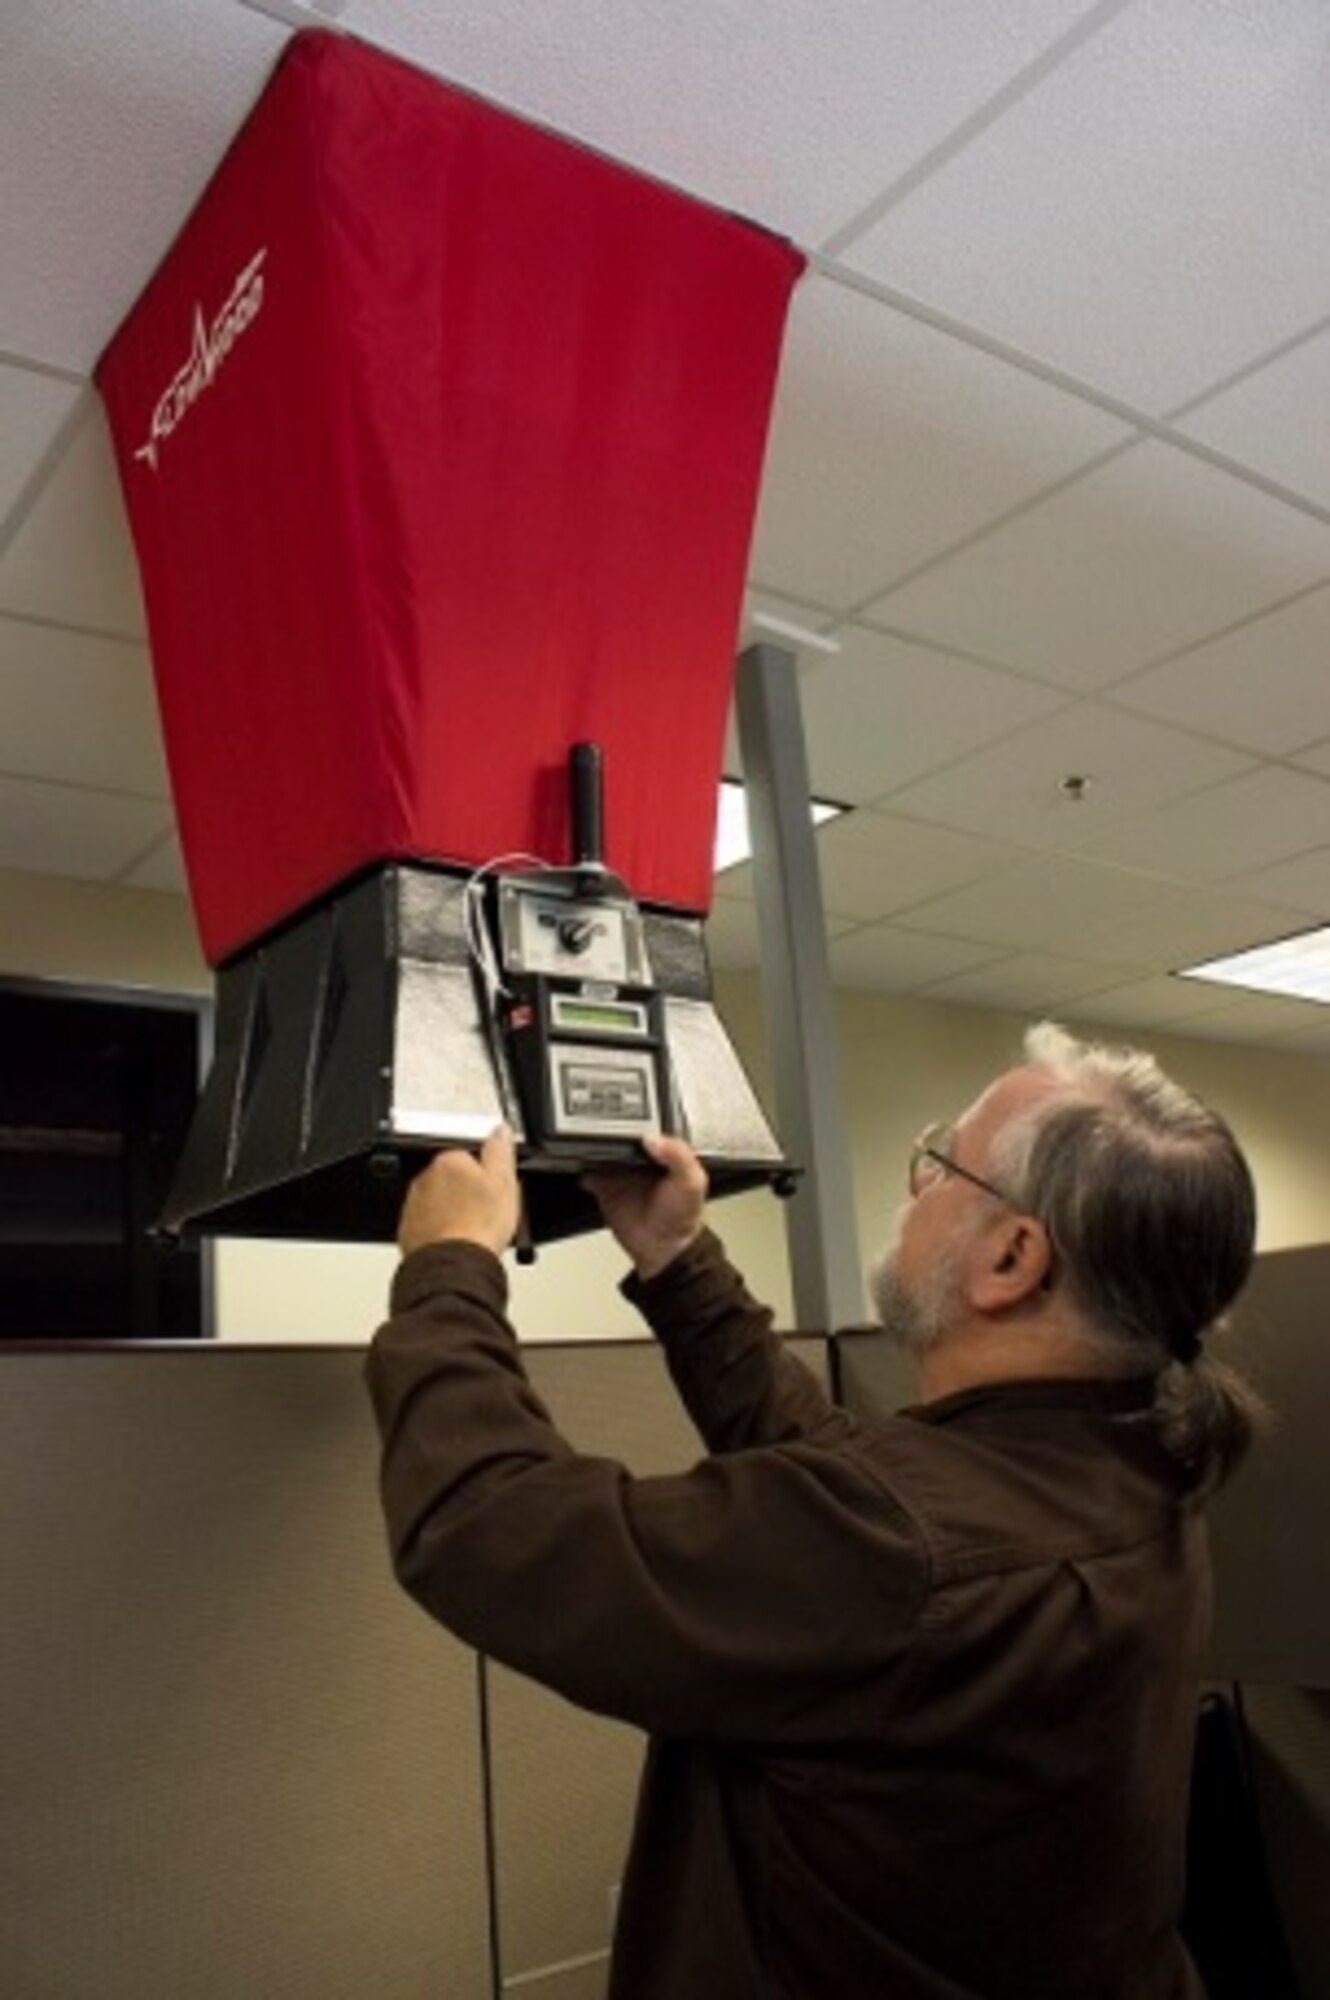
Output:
top-left (734, 642), bottom-right (864, 1330)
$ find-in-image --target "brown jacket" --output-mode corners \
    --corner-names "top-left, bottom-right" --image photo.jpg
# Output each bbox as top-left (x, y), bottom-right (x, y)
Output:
top-left (366, 1229), bottom-right (1208, 2000)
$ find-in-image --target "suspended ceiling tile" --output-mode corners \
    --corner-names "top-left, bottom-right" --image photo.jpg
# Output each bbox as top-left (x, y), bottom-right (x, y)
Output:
top-left (841, 0), bottom-right (1330, 413)
top-left (1166, 991), bottom-right (1330, 1045)
top-left (1230, 848), bottom-right (1330, 920)
top-left (1102, 887), bottom-right (1319, 972)
top-left (919, 951), bottom-right (1146, 1014)
top-left (813, 811), bottom-right (1018, 924)
top-left (345, 0), bottom-right (1110, 246)
top-left (828, 924), bottom-right (1007, 995)
top-left (1289, 736), bottom-right (1330, 780)
top-left (0, 775), bottom-right (171, 881)
top-left (704, 890), bottom-right (853, 971)
top-left (749, 277), bottom-right (1129, 609)
top-left (866, 441), bottom-right (1330, 689)
top-left (1082, 766), bottom-right (1330, 883)
top-left (0, 363), bottom-right (83, 528)
top-left (724, 589), bottom-right (844, 775)
top-left (121, 831), bottom-right (187, 895)
top-left (1177, 326), bottom-right (1330, 513)
top-left (794, 626), bottom-right (1068, 807)
top-left (1, 1), bottom-right (286, 369)
top-left (880, 700), bottom-right (1251, 849)
top-left (893, 850), bottom-right (1167, 955)
top-left (0, 400), bottom-right (145, 637)
top-left (1060, 974), bottom-right (1239, 1033)
top-left (1108, 585), bottom-right (1330, 756)
top-left (0, 618), bottom-right (167, 797)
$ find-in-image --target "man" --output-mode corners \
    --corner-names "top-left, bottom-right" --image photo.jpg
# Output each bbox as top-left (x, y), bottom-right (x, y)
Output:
top-left (365, 1022), bottom-right (1263, 1999)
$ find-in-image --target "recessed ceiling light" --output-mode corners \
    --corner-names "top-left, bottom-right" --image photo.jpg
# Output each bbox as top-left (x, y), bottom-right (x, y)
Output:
top-left (1177, 925), bottom-right (1330, 1005)
top-left (714, 778), bottom-right (845, 873)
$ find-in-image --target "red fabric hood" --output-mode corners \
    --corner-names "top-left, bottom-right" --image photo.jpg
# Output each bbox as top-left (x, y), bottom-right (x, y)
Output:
top-left (96, 30), bottom-right (803, 965)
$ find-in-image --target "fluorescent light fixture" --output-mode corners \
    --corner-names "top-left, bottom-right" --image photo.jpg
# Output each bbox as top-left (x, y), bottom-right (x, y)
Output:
top-left (714, 777), bottom-right (844, 873)
top-left (1178, 925), bottom-right (1330, 1004)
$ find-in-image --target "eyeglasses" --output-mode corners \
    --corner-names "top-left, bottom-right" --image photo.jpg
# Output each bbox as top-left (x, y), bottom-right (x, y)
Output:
top-left (908, 1121), bottom-right (1011, 1205)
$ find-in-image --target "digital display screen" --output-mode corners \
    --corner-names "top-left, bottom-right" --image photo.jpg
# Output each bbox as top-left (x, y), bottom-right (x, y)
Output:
top-left (561, 1064), bottom-right (649, 1122)
top-left (550, 995), bottom-right (644, 1036)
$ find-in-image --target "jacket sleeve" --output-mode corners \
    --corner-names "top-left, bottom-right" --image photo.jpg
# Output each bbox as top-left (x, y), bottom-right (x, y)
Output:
top-left (365, 1237), bottom-right (928, 1742)
top-left (621, 1228), bottom-right (845, 1453)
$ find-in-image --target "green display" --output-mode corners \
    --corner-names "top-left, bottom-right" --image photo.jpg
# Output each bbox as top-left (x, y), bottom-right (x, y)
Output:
top-left (552, 998), bottom-right (642, 1034)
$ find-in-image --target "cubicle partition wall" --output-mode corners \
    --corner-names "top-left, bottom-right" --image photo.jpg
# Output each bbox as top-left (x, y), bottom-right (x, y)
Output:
top-left (6, 1273), bottom-right (1323, 2000)
top-left (0, 1348), bottom-right (492, 2000)
top-left (1236, 1684), bottom-right (1330, 1998)
top-left (1205, 1245), bottom-right (1330, 1999)
top-left (0, 1333), bottom-right (828, 2000)
top-left (1208, 1244), bottom-right (1330, 1688)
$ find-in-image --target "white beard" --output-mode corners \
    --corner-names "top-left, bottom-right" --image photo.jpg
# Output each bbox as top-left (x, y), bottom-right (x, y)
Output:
top-left (868, 1206), bottom-right (969, 1356)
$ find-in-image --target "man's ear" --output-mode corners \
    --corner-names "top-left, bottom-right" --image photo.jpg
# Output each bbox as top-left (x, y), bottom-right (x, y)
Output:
top-left (967, 1214), bottom-right (1053, 1311)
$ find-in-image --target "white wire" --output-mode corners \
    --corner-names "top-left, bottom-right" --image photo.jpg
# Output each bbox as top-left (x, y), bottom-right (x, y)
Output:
top-left (462, 850), bottom-right (554, 1003)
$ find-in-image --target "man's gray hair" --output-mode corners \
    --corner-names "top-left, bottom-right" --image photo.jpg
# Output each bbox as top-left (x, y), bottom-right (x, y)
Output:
top-left (988, 1022), bottom-right (1264, 1489)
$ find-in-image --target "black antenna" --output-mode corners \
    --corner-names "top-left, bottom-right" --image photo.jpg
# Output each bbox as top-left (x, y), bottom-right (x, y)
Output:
top-left (569, 741), bottom-right (606, 885)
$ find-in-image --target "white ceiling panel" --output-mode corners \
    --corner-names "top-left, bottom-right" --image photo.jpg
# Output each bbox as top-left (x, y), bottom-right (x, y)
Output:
top-left (344, 0), bottom-right (1112, 248)
top-left (1108, 585), bottom-right (1330, 756)
top-left (881, 700), bottom-right (1250, 849)
top-left (0, 775), bottom-right (170, 881)
top-left (1164, 990), bottom-right (1330, 1046)
top-left (0, 362), bottom-right (83, 528)
top-left (704, 889), bottom-right (854, 971)
top-left (828, 923), bottom-right (1008, 994)
top-left (1082, 766), bottom-right (1330, 883)
top-left (0, 617), bottom-right (168, 797)
top-left (0, 401), bottom-right (144, 637)
top-left (867, 441), bottom-right (1330, 689)
top-left (1100, 887), bottom-right (1320, 972)
top-left (893, 850), bottom-right (1168, 954)
top-left (813, 811), bottom-right (1017, 924)
top-left (725, 602), bottom-right (1068, 801)
top-left (1, 3), bottom-right (286, 370)
top-left (795, 624), bottom-right (1068, 806)
top-left (1061, 974), bottom-right (1237, 1032)
top-left (1230, 849), bottom-right (1330, 921)
top-left (121, 832), bottom-right (188, 896)
top-left (1177, 326), bottom-right (1330, 513)
top-left (919, 950), bottom-right (1147, 1012)
top-left (841, 0), bottom-right (1330, 413)
top-left (750, 276), bottom-right (1129, 608)
top-left (1291, 738), bottom-right (1330, 780)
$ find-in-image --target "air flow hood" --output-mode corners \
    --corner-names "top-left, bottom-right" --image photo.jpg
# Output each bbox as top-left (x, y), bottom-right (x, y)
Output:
top-left (96, 29), bottom-right (803, 1244)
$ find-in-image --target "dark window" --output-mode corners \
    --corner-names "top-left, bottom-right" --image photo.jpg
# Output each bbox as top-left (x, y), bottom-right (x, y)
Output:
top-left (0, 981), bottom-right (210, 1339)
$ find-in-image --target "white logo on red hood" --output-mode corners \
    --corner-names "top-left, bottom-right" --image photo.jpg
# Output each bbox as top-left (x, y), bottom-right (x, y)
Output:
top-left (134, 248), bottom-right (267, 471)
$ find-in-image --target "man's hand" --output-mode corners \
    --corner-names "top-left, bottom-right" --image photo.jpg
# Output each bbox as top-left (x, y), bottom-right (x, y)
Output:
top-left (583, 1134), bottom-right (708, 1280)
top-left (398, 1127), bottom-right (520, 1260)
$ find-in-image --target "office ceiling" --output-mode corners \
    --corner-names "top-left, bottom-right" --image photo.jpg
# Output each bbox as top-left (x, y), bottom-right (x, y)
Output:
top-left (5, 0), bottom-right (1330, 1054)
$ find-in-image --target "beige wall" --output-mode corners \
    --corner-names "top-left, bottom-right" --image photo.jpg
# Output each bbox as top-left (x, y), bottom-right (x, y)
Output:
top-left (6, 868), bottom-right (1330, 1343)
top-left (712, 970), bottom-right (1330, 1327)
top-left (0, 868), bottom-right (209, 996)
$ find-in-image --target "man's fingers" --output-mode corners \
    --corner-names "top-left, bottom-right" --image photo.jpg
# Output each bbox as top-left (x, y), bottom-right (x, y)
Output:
top-left (480, 1123), bottom-right (517, 1177)
top-left (640, 1133), bottom-right (708, 1191)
